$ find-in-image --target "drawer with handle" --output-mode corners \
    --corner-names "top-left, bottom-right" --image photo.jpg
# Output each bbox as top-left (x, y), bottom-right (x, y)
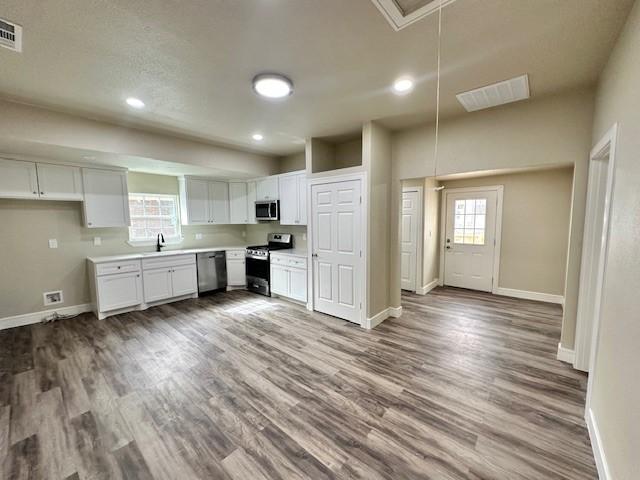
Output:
top-left (287, 257), bottom-right (307, 269)
top-left (270, 255), bottom-right (288, 266)
top-left (96, 260), bottom-right (141, 276)
top-left (226, 250), bottom-right (245, 259)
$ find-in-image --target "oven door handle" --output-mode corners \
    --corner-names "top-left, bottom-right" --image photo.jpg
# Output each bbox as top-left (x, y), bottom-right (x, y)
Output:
top-left (246, 254), bottom-right (269, 261)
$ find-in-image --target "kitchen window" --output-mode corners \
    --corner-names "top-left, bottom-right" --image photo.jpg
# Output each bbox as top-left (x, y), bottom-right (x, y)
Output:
top-left (128, 193), bottom-right (182, 244)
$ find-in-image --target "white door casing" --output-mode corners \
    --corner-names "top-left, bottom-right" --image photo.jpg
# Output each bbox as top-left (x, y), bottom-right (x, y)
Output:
top-left (312, 179), bottom-right (362, 324)
top-left (400, 190), bottom-right (420, 291)
top-left (442, 187), bottom-right (502, 292)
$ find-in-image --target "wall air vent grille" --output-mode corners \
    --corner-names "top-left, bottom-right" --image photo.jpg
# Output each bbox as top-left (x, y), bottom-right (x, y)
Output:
top-left (371, 0), bottom-right (457, 31)
top-left (0, 18), bottom-right (22, 52)
top-left (456, 75), bottom-right (530, 112)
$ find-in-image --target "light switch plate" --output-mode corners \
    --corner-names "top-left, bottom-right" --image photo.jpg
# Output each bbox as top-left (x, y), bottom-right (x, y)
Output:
top-left (48, 239), bottom-right (58, 249)
top-left (93, 237), bottom-right (102, 246)
top-left (195, 233), bottom-right (203, 240)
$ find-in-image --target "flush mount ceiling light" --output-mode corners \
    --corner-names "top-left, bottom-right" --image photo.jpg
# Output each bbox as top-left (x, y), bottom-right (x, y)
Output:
top-left (393, 77), bottom-right (414, 95)
top-left (252, 74), bottom-right (294, 99)
top-left (125, 97), bottom-right (145, 109)
top-left (252, 133), bottom-right (264, 141)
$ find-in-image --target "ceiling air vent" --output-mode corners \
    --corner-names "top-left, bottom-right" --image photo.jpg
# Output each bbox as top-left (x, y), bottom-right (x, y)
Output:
top-left (371, 0), bottom-right (457, 31)
top-left (0, 18), bottom-right (22, 52)
top-left (456, 75), bottom-right (530, 112)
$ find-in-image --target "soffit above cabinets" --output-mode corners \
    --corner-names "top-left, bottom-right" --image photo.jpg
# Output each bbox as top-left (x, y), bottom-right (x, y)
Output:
top-left (371, 0), bottom-right (457, 31)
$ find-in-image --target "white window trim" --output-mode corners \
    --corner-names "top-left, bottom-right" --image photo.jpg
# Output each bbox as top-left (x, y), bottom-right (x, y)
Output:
top-left (127, 192), bottom-right (184, 247)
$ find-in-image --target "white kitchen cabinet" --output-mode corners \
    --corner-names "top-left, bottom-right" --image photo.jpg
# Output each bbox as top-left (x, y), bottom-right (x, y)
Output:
top-left (226, 250), bottom-right (246, 287)
top-left (256, 176), bottom-right (279, 201)
top-left (36, 163), bottom-right (83, 201)
top-left (142, 254), bottom-right (197, 303)
top-left (82, 168), bottom-right (130, 228)
top-left (228, 182), bottom-right (248, 224)
top-left (181, 178), bottom-right (210, 225)
top-left (270, 252), bottom-right (307, 303)
top-left (179, 177), bottom-right (230, 225)
top-left (210, 181), bottom-right (230, 224)
top-left (0, 158), bottom-right (39, 199)
top-left (143, 268), bottom-right (173, 303)
top-left (96, 271), bottom-right (143, 313)
top-left (247, 181), bottom-right (257, 224)
top-left (278, 172), bottom-right (307, 226)
top-left (270, 264), bottom-right (289, 296)
top-left (171, 264), bottom-right (198, 296)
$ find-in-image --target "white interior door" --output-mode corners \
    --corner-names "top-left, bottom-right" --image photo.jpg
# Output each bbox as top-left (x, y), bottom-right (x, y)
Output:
top-left (444, 190), bottom-right (498, 292)
top-left (312, 179), bottom-right (362, 324)
top-left (401, 191), bottom-right (419, 291)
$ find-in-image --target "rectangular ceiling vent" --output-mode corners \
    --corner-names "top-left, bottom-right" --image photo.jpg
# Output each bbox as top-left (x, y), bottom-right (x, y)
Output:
top-left (0, 17), bottom-right (22, 52)
top-left (456, 75), bottom-right (530, 113)
top-left (371, 0), bottom-right (457, 31)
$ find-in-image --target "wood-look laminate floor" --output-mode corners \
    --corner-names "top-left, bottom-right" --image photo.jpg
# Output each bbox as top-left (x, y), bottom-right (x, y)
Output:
top-left (0, 287), bottom-right (596, 479)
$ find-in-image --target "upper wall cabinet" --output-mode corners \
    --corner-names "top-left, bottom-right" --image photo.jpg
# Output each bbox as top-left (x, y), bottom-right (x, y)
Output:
top-left (82, 168), bottom-right (130, 228)
top-left (279, 171), bottom-right (307, 226)
top-left (0, 159), bottom-right (39, 199)
top-left (36, 163), bottom-right (83, 201)
top-left (0, 159), bottom-right (85, 201)
top-left (247, 181), bottom-right (257, 224)
top-left (179, 177), bottom-right (230, 225)
top-left (256, 176), bottom-right (279, 201)
top-left (229, 182), bottom-right (248, 224)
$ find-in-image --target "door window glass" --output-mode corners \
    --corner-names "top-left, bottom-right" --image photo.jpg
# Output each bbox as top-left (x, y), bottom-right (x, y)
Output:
top-left (453, 198), bottom-right (486, 245)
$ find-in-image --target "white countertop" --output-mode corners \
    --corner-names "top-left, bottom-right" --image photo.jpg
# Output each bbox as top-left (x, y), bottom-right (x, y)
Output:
top-left (87, 245), bottom-right (248, 264)
top-left (270, 248), bottom-right (307, 258)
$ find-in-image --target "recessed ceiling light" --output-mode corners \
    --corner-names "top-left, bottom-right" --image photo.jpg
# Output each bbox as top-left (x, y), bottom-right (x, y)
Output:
top-left (252, 133), bottom-right (264, 141)
top-left (393, 77), bottom-right (414, 95)
top-left (253, 74), bottom-right (294, 99)
top-left (126, 97), bottom-right (145, 109)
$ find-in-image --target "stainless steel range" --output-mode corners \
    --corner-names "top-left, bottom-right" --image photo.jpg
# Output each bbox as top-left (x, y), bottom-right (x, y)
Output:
top-left (246, 233), bottom-right (293, 296)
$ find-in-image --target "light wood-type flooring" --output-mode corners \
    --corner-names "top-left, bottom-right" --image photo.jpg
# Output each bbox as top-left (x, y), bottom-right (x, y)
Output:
top-left (0, 287), bottom-right (597, 479)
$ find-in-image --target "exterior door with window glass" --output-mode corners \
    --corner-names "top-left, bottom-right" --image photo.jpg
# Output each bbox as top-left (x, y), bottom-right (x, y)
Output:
top-left (444, 191), bottom-right (497, 292)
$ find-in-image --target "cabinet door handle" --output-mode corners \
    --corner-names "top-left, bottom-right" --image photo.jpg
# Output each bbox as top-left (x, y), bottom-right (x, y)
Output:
top-left (33, 191), bottom-right (37, 195)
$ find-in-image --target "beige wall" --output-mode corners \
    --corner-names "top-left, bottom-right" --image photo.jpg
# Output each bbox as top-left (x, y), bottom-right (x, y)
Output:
top-left (588, 2), bottom-right (640, 478)
top-left (364, 121), bottom-right (392, 318)
top-left (0, 172), bottom-right (246, 318)
top-left (440, 167), bottom-right (573, 295)
top-left (390, 90), bottom-right (595, 342)
top-left (335, 138), bottom-right (363, 169)
top-left (278, 152), bottom-right (305, 174)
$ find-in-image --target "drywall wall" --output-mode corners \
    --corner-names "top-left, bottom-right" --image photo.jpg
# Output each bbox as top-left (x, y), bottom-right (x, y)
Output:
top-left (440, 167), bottom-right (573, 296)
top-left (335, 138), bottom-right (363, 169)
top-left (279, 152), bottom-right (305, 173)
top-left (245, 223), bottom-right (308, 250)
top-left (364, 121), bottom-right (392, 319)
top-left (0, 100), bottom-right (279, 177)
top-left (588, 2), bottom-right (640, 478)
top-left (0, 172), bottom-right (246, 319)
top-left (390, 90), bottom-right (594, 343)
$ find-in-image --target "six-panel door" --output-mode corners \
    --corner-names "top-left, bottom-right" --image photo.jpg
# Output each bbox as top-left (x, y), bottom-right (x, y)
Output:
top-left (312, 179), bottom-right (362, 324)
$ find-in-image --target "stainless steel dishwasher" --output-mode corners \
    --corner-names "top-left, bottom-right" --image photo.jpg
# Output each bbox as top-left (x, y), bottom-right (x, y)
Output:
top-left (196, 251), bottom-right (227, 295)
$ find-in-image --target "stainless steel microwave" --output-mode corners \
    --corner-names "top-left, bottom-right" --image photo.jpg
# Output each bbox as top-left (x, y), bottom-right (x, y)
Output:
top-left (255, 200), bottom-right (279, 221)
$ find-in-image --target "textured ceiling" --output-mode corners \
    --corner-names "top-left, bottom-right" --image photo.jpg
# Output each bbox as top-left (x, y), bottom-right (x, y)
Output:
top-left (0, 0), bottom-right (634, 156)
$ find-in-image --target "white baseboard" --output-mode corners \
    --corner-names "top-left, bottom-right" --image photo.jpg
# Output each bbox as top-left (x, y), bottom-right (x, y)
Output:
top-left (417, 278), bottom-right (439, 295)
top-left (494, 287), bottom-right (564, 305)
top-left (556, 342), bottom-right (576, 364)
top-left (0, 303), bottom-right (93, 330)
top-left (586, 408), bottom-right (611, 480)
top-left (364, 306), bottom-right (403, 329)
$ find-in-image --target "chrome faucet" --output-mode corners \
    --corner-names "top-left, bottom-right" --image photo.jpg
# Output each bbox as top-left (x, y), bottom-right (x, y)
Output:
top-left (156, 233), bottom-right (165, 252)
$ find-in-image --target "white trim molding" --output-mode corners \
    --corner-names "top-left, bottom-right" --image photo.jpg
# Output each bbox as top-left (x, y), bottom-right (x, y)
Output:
top-left (417, 278), bottom-right (439, 295)
top-left (556, 342), bottom-right (576, 364)
top-left (364, 306), bottom-right (402, 330)
top-left (370, 0), bottom-right (457, 31)
top-left (494, 287), bottom-right (564, 305)
top-left (0, 303), bottom-right (92, 330)
top-left (586, 408), bottom-right (611, 480)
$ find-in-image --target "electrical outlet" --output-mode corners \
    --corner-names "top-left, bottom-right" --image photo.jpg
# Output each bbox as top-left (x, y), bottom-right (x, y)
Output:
top-left (43, 290), bottom-right (64, 306)
top-left (302, 233), bottom-right (307, 241)
top-left (195, 233), bottom-right (203, 240)
top-left (48, 239), bottom-right (58, 249)
top-left (94, 237), bottom-right (102, 246)
top-left (242, 231), bottom-right (246, 238)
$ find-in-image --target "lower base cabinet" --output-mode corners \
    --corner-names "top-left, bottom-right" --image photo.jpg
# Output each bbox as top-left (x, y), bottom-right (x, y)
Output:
top-left (270, 254), bottom-right (307, 303)
top-left (97, 271), bottom-right (143, 312)
top-left (226, 249), bottom-right (246, 287)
